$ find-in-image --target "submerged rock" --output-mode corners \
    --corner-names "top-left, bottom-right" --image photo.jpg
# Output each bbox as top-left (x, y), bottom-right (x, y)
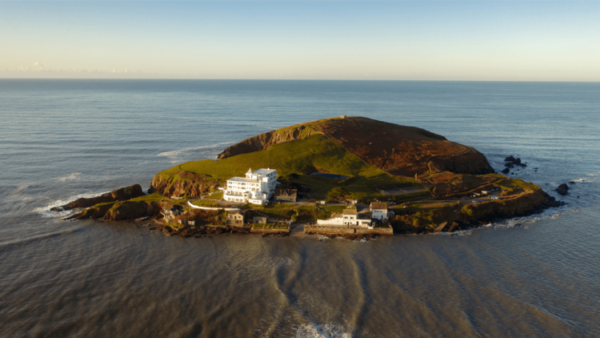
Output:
top-left (556, 183), bottom-right (569, 195)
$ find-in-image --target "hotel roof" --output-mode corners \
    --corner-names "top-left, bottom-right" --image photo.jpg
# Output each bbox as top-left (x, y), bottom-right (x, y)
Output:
top-left (253, 168), bottom-right (277, 175)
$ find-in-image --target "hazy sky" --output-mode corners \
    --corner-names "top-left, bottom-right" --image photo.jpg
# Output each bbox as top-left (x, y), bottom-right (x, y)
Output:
top-left (1, 1), bottom-right (599, 81)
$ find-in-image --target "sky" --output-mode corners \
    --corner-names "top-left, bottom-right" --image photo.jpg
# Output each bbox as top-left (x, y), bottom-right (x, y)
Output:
top-left (1, 1), bottom-right (599, 81)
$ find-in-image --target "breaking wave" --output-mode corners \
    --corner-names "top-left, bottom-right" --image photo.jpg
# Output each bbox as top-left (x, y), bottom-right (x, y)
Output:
top-left (55, 172), bottom-right (81, 182)
top-left (33, 191), bottom-right (110, 217)
top-left (157, 142), bottom-right (231, 161)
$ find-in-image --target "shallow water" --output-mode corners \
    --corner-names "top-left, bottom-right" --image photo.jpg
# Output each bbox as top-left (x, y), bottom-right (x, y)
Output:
top-left (1, 80), bottom-right (599, 337)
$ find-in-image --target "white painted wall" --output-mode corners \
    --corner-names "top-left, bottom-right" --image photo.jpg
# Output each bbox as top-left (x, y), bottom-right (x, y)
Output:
top-left (372, 209), bottom-right (387, 220)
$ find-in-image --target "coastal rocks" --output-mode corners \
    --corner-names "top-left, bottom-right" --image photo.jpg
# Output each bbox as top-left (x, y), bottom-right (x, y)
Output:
top-left (56, 184), bottom-right (145, 211)
top-left (459, 190), bottom-right (557, 224)
top-left (504, 155), bottom-right (526, 169)
top-left (501, 168), bottom-right (510, 174)
top-left (150, 171), bottom-right (219, 198)
top-left (556, 183), bottom-right (569, 195)
top-left (150, 224), bottom-right (253, 238)
top-left (66, 203), bottom-right (114, 220)
top-left (67, 200), bottom-right (164, 221)
top-left (390, 187), bottom-right (563, 234)
top-left (101, 201), bottom-right (160, 221)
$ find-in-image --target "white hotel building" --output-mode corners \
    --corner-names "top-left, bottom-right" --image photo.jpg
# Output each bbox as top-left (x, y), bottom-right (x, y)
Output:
top-left (222, 168), bottom-right (278, 205)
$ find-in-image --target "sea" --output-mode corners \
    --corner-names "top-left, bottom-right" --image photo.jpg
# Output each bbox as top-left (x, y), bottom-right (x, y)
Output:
top-left (0, 80), bottom-right (599, 338)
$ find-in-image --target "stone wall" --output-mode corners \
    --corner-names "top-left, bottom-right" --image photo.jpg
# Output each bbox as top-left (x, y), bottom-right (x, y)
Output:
top-left (250, 228), bottom-right (290, 235)
top-left (305, 225), bottom-right (393, 236)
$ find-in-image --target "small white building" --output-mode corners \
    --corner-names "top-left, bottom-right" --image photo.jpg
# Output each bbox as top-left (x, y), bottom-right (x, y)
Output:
top-left (370, 202), bottom-right (388, 221)
top-left (223, 168), bottom-right (278, 205)
top-left (317, 207), bottom-right (372, 228)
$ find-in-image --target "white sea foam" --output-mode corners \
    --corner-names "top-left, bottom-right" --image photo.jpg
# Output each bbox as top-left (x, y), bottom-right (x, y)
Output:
top-left (33, 191), bottom-right (110, 218)
top-left (55, 172), bottom-right (81, 182)
top-left (157, 142), bottom-right (231, 159)
top-left (296, 323), bottom-right (351, 338)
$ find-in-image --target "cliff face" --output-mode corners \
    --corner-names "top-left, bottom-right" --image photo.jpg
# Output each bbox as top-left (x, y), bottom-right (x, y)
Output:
top-left (59, 184), bottom-right (144, 210)
top-left (218, 123), bottom-right (318, 159)
top-left (217, 116), bottom-right (494, 177)
top-left (150, 172), bottom-right (220, 198)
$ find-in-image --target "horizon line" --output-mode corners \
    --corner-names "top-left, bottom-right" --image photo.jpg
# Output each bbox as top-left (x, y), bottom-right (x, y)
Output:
top-left (1, 78), bottom-right (599, 83)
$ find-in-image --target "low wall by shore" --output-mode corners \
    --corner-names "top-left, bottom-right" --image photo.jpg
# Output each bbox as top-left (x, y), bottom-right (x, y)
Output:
top-left (250, 228), bottom-right (290, 235)
top-left (305, 224), bottom-right (393, 236)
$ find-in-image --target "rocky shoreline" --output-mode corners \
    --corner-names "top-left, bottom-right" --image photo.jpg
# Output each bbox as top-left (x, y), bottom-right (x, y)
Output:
top-left (60, 178), bottom-right (566, 238)
top-left (55, 118), bottom-right (569, 238)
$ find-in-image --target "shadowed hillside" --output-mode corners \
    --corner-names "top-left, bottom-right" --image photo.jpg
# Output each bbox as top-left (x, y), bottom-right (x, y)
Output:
top-left (218, 116), bottom-right (494, 177)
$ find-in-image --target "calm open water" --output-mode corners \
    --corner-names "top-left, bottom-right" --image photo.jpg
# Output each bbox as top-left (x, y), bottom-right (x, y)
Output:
top-left (0, 80), bottom-right (599, 337)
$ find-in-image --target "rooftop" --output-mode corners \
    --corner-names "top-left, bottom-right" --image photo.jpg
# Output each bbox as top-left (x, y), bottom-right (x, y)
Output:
top-left (253, 168), bottom-right (277, 175)
top-left (370, 202), bottom-right (388, 210)
top-left (343, 208), bottom-right (358, 215)
top-left (228, 177), bottom-right (259, 183)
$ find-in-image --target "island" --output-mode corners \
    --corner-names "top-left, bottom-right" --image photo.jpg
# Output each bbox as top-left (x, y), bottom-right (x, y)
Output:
top-left (60, 116), bottom-right (562, 239)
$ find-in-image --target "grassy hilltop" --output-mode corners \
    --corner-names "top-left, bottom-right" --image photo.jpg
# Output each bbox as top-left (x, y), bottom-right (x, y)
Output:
top-left (151, 116), bottom-right (497, 201)
top-left (153, 134), bottom-right (422, 201)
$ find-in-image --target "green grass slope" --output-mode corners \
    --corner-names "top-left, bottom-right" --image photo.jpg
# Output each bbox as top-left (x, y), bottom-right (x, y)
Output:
top-left (157, 134), bottom-right (422, 200)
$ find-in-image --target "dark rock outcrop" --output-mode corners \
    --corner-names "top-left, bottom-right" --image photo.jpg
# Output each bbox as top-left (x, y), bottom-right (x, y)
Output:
top-left (556, 183), bottom-right (569, 195)
top-left (57, 184), bottom-right (144, 211)
top-left (504, 156), bottom-right (526, 169)
top-left (151, 172), bottom-right (220, 198)
top-left (67, 200), bottom-right (165, 221)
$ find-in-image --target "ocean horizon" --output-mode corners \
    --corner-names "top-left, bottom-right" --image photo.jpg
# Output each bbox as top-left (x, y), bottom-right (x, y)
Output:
top-left (1, 79), bottom-right (599, 337)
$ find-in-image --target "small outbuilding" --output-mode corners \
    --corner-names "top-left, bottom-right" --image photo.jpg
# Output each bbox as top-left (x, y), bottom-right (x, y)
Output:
top-left (253, 216), bottom-right (268, 224)
top-left (273, 189), bottom-right (297, 203)
top-left (370, 202), bottom-right (388, 220)
top-left (342, 207), bottom-right (358, 225)
top-left (227, 211), bottom-right (245, 227)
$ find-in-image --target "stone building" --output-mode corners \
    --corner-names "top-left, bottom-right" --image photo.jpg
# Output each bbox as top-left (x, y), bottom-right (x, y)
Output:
top-left (253, 216), bottom-right (268, 224)
top-left (273, 189), bottom-right (297, 203)
top-left (226, 211), bottom-right (244, 227)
